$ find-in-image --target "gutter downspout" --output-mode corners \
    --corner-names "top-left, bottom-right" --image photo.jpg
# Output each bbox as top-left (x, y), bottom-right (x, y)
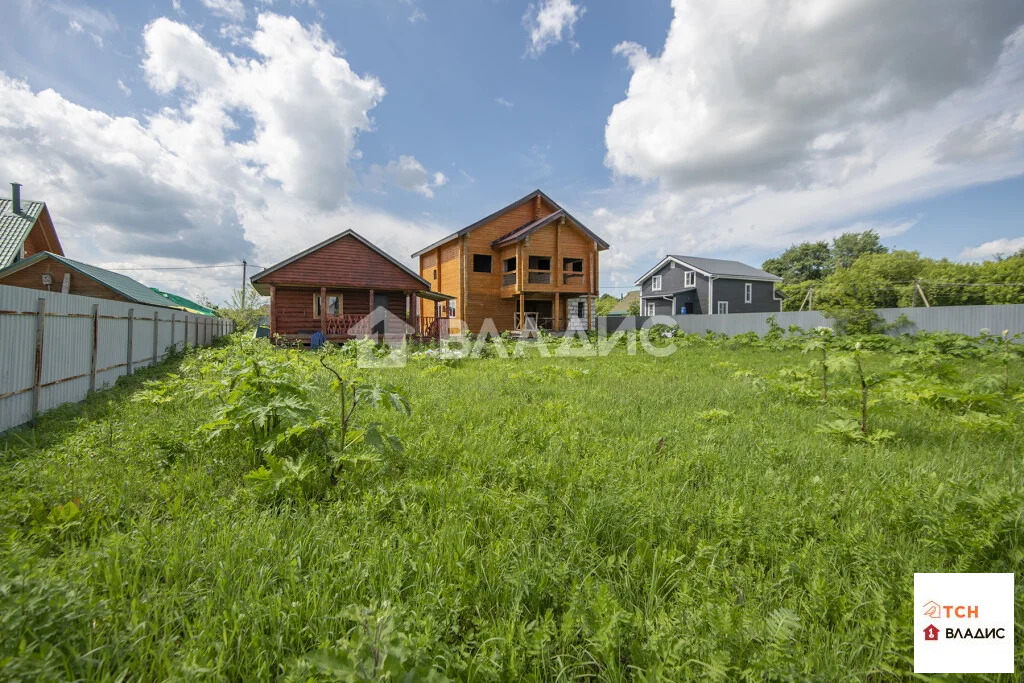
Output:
top-left (708, 276), bottom-right (717, 314)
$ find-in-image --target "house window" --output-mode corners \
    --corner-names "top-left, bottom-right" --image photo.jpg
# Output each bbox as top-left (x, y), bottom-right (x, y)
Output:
top-left (670, 262), bottom-right (675, 268)
top-left (314, 292), bottom-right (343, 318)
top-left (503, 257), bottom-right (517, 272)
top-left (684, 271), bottom-right (695, 287)
top-left (473, 254), bottom-right (492, 273)
top-left (577, 301), bottom-right (585, 318)
top-left (432, 269), bottom-right (437, 280)
top-left (563, 257), bottom-right (583, 272)
top-left (528, 255), bottom-right (552, 270)
top-left (651, 275), bottom-right (662, 291)
top-left (646, 301), bottom-right (655, 316)
top-left (717, 301), bottom-right (728, 314)
top-left (744, 282), bottom-right (752, 303)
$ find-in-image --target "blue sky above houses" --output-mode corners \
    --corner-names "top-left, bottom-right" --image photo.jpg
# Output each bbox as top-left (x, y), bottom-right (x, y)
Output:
top-left (1, 0), bottom-right (1022, 303)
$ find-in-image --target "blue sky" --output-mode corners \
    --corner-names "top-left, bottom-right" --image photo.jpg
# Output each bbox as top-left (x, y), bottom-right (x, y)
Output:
top-left (2, 0), bottom-right (1023, 302)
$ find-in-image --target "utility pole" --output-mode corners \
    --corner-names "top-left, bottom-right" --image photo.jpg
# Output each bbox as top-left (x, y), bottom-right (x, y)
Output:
top-left (241, 260), bottom-right (247, 308)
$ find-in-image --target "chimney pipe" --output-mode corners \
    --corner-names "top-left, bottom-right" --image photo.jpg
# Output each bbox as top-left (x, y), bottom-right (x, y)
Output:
top-left (11, 183), bottom-right (22, 214)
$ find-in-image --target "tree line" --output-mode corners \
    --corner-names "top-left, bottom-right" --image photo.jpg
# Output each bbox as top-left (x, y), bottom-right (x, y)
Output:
top-left (762, 231), bottom-right (1024, 312)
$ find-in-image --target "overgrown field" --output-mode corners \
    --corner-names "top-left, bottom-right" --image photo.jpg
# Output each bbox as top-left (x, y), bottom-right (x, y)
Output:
top-left (1, 329), bottom-right (1021, 680)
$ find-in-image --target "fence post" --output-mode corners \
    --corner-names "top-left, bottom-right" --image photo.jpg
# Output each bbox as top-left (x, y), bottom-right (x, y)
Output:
top-left (89, 303), bottom-right (99, 392)
top-left (126, 308), bottom-right (135, 375)
top-left (32, 297), bottom-right (46, 422)
top-left (170, 313), bottom-right (176, 350)
top-left (153, 311), bottom-right (159, 365)
top-left (194, 316), bottom-right (199, 346)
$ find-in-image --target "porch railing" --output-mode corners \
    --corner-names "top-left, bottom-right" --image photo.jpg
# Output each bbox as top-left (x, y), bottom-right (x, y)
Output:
top-left (502, 272), bottom-right (516, 286)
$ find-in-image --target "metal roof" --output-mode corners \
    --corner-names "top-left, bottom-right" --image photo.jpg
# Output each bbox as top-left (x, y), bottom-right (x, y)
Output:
top-left (0, 198), bottom-right (46, 268)
top-left (250, 229), bottom-right (429, 290)
top-left (0, 251), bottom-right (176, 308)
top-left (411, 189), bottom-right (609, 257)
top-left (152, 288), bottom-right (218, 315)
top-left (634, 255), bottom-right (782, 285)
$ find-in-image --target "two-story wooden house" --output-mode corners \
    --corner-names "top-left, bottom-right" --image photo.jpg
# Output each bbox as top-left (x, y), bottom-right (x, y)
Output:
top-left (411, 190), bottom-right (609, 334)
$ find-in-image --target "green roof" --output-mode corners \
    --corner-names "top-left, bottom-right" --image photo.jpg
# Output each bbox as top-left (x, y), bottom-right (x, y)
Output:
top-left (0, 251), bottom-right (174, 308)
top-left (0, 198), bottom-right (46, 268)
top-left (152, 288), bottom-right (217, 316)
top-left (607, 290), bottom-right (640, 315)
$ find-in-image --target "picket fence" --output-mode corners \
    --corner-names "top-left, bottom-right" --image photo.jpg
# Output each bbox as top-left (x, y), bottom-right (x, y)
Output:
top-left (599, 304), bottom-right (1024, 337)
top-left (0, 284), bottom-right (234, 433)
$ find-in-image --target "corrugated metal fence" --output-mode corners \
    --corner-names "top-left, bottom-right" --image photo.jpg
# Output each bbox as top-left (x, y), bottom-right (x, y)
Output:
top-left (600, 304), bottom-right (1024, 337)
top-left (0, 284), bottom-right (233, 432)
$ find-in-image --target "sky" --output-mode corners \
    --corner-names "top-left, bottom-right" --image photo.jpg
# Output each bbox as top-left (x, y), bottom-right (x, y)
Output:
top-left (1, 0), bottom-right (1023, 304)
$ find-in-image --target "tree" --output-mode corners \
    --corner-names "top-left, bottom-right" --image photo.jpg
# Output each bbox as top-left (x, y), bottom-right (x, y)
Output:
top-left (762, 241), bottom-right (832, 283)
top-left (831, 230), bottom-right (887, 270)
top-left (595, 294), bottom-right (620, 316)
top-left (627, 299), bottom-right (641, 316)
top-left (219, 284), bottom-right (268, 331)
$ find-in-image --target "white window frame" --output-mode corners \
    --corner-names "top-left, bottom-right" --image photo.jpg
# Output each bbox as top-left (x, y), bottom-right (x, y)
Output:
top-left (684, 270), bottom-right (695, 287)
top-left (670, 262), bottom-right (676, 269)
top-left (717, 301), bottom-right (728, 314)
top-left (646, 301), bottom-right (656, 316)
top-left (651, 275), bottom-right (662, 291)
top-left (744, 282), bottom-right (752, 304)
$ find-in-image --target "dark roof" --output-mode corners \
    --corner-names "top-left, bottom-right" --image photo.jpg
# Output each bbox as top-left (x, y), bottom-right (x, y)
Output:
top-left (0, 252), bottom-right (177, 308)
top-left (411, 189), bottom-right (609, 257)
top-left (250, 229), bottom-right (429, 288)
top-left (0, 198), bottom-right (47, 268)
top-left (668, 255), bottom-right (782, 281)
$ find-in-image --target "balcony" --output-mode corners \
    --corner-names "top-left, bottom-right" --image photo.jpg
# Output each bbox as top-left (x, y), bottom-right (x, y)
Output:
top-left (527, 269), bottom-right (551, 284)
top-left (502, 272), bottom-right (516, 286)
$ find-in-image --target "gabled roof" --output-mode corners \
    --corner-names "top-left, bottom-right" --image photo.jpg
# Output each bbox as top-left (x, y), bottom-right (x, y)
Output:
top-left (0, 252), bottom-right (177, 308)
top-left (607, 290), bottom-right (640, 314)
top-left (634, 255), bottom-right (783, 285)
top-left (411, 189), bottom-right (609, 257)
top-left (250, 229), bottom-right (429, 288)
top-left (0, 198), bottom-right (48, 268)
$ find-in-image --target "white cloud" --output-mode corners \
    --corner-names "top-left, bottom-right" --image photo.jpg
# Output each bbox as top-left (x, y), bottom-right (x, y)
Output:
top-left (495, 97), bottom-right (514, 108)
top-left (367, 156), bottom-right (448, 197)
top-left (960, 237), bottom-right (1024, 261)
top-left (595, 0), bottom-right (1024, 282)
top-left (199, 0), bottom-right (246, 21)
top-left (523, 0), bottom-right (584, 57)
top-left (0, 13), bottom-right (446, 304)
top-left (117, 79), bottom-right (131, 96)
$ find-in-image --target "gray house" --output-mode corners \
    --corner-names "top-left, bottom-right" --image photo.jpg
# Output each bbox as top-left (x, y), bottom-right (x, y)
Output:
top-left (634, 255), bottom-right (783, 316)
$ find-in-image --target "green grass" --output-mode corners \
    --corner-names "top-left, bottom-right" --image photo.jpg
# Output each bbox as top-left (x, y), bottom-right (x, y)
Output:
top-left (1, 335), bottom-right (1021, 680)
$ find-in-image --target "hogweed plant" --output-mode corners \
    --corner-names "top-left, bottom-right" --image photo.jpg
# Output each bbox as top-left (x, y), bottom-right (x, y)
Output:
top-left (802, 326), bottom-right (834, 401)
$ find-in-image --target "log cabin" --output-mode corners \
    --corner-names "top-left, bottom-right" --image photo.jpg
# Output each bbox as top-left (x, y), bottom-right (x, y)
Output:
top-left (411, 190), bottom-right (609, 334)
top-left (1, 183), bottom-right (63, 269)
top-left (250, 229), bottom-right (452, 343)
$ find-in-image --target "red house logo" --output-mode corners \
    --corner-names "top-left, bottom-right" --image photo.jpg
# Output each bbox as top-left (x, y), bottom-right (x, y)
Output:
top-left (924, 624), bottom-right (940, 641)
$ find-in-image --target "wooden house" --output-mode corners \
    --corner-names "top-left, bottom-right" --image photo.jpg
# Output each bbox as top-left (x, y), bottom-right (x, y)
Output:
top-left (1, 183), bottom-right (63, 269)
top-left (411, 190), bottom-right (609, 334)
top-left (250, 229), bottom-right (451, 342)
top-left (0, 251), bottom-right (185, 309)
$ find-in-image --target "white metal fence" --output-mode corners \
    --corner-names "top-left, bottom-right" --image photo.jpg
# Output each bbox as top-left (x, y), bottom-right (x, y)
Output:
top-left (600, 304), bottom-right (1024, 337)
top-left (0, 284), bottom-right (233, 433)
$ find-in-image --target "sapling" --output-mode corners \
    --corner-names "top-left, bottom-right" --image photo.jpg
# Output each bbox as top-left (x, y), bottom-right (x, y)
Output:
top-left (828, 342), bottom-right (889, 433)
top-left (802, 326), bottom-right (833, 401)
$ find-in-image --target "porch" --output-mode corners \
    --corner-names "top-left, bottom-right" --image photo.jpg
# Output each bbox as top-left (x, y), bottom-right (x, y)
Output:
top-left (506, 292), bottom-right (596, 333)
top-left (268, 286), bottom-right (454, 344)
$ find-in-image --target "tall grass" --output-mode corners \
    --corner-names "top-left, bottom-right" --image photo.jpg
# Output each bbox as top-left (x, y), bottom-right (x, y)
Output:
top-left (0, 335), bottom-right (1020, 680)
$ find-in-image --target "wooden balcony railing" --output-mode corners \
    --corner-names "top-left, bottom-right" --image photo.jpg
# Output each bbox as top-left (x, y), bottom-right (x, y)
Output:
top-left (322, 314), bottom-right (448, 340)
top-left (527, 269), bottom-right (551, 284)
top-left (562, 272), bottom-right (584, 286)
top-left (502, 272), bottom-right (517, 286)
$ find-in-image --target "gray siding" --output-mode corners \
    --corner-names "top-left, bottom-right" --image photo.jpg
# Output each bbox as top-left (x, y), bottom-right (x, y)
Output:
top-left (711, 278), bottom-right (782, 314)
top-left (639, 261), bottom-right (708, 315)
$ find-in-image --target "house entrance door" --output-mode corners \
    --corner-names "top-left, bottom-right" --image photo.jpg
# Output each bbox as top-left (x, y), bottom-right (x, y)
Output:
top-left (373, 293), bottom-right (389, 335)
